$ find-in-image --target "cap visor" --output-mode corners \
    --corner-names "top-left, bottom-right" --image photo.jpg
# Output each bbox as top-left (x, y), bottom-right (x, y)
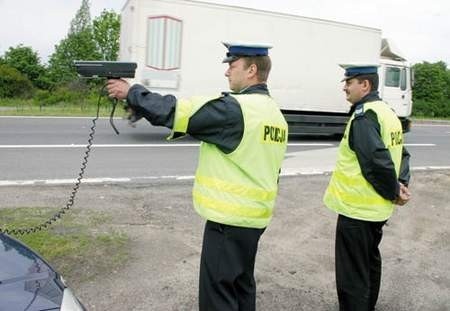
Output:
top-left (222, 55), bottom-right (240, 63)
top-left (341, 74), bottom-right (358, 82)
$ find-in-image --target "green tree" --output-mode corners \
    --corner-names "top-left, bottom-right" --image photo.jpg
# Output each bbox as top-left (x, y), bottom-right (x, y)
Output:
top-left (413, 61), bottom-right (448, 102)
top-left (412, 61), bottom-right (450, 117)
top-left (2, 45), bottom-right (46, 89)
top-left (93, 10), bottom-right (121, 60)
top-left (47, 0), bottom-right (100, 85)
top-left (445, 67), bottom-right (450, 100)
top-left (69, 0), bottom-right (92, 34)
top-left (0, 64), bottom-right (34, 98)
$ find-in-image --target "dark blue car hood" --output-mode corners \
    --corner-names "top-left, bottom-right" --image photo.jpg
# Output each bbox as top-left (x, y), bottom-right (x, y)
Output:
top-left (0, 234), bottom-right (63, 310)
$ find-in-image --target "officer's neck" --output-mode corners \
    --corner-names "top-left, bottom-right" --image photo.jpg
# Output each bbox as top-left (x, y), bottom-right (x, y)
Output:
top-left (353, 91), bottom-right (380, 106)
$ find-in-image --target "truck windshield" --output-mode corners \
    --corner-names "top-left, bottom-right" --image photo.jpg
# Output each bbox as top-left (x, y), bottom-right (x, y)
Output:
top-left (385, 67), bottom-right (401, 87)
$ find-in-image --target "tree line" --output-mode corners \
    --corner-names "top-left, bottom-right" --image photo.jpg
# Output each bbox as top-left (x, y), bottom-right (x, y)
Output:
top-left (0, 0), bottom-right (449, 118)
top-left (412, 61), bottom-right (450, 117)
top-left (0, 0), bottom-right (119, 106)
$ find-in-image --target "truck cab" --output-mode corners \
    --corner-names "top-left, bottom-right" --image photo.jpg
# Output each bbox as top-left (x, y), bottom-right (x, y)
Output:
top-left (379, 39), bottom-right (413, 132)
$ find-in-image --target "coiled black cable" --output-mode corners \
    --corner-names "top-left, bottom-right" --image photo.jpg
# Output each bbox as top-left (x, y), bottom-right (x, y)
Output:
top-left (0, 84), bottom-right (108, 235)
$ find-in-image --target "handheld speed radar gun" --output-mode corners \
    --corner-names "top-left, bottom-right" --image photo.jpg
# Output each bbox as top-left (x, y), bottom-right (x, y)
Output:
top-left (74, 60), bottom-right (137, 79)
top-left (74, 61), bottom-right (138, 134)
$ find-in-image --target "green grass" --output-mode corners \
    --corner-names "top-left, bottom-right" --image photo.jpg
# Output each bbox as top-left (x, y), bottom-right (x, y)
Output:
top-left (0, 102), bottom-right (127, 117)
top-left (0, 207), bottom-right (129, 283)
top-left (1, 99), bottom-right (448, 120)
top-left (411, 116), bottom-right (450, 121)
top-left (0, 96), bottom-right (129, 117)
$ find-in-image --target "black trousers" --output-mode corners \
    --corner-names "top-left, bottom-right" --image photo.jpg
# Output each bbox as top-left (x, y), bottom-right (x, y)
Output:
top-left (335, 214), bottom-right (387, 311)
top-left (199, 220), bottom-right (265, 311)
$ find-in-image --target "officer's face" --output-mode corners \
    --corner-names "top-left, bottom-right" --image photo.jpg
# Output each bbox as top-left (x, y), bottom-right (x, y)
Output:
top-left (225, 58), bottom-right (250, 92)
top-left (343, 78), bottom-right (368, 104)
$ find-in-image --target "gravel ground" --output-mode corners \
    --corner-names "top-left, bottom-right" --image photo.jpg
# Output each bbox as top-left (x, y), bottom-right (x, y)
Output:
top-left (1, 170), bottom-right (449, 310)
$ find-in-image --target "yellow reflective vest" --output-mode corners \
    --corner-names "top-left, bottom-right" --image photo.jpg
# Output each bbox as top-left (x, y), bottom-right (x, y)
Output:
top-left (323, 101), bottom-right (403, 221)
top-left (169, 93), bottom-right (288, 228)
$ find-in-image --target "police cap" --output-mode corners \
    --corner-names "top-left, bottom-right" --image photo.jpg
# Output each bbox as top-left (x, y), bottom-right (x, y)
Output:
top-left (222, 42), bottom-right (272, 63)
top-left (340, 63), bottom-right (379, 82)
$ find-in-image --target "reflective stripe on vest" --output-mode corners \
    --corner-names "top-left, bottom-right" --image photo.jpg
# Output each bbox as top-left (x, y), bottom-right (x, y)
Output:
top-left (193, 174), bottom-right (276, 223)
top-left (195, 175), bottom-right (278, 201)
top-left (171, 93), bottom-right (287, 228)
top-left (323, 101), bottom-right (403, 221)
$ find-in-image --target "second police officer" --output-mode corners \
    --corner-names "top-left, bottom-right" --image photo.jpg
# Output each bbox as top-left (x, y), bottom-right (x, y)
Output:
top-left (323, 64), bottom-right (411, 311)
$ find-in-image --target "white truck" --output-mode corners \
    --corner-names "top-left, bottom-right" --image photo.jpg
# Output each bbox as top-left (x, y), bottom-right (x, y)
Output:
top-left (119, 0), bottom-right (413, 134)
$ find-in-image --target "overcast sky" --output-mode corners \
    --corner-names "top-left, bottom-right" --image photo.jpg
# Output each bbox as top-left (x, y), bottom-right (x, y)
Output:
top-left (0, 0), bottom-right (448, 65)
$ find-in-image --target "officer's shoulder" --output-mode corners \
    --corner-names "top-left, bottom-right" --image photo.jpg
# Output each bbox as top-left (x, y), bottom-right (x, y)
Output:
top-left (218, 91), bottom-right (232, 101)
top-left (353, 105), bottom-right (378, 125)
top-left (354, 104), bottom-right (365, 119)
top-left (218, 92), bottom-right (239, 104)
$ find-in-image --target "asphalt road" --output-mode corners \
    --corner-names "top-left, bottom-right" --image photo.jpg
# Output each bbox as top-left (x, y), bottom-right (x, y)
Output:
top-left (0, 116), bottom-right (449, 183)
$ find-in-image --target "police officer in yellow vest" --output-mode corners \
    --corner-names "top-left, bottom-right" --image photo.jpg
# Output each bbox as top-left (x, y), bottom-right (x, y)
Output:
top-left (323, 64), bottom-right (411, 311)
top-left (107, 42), bottom-right (287, 310)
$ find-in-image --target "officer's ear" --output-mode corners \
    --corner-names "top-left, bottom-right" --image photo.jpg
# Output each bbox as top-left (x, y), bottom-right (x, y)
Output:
top-left (247, 63), bottom-right (258, 79)
top-left (361, 79), bottom-right (371, 92)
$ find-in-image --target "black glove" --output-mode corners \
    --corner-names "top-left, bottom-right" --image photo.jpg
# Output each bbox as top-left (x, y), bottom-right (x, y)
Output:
top-left (123, 105), bottom-right (144, 125)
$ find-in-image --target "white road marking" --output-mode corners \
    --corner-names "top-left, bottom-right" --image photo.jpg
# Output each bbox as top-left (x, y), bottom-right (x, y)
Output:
top-left (2, 166), bottom-right (450, 187)
top-left (0, 142), bottom-right (437, 149)
top-left (0, 143), bottom-right (335, 149)
top-left (0, 116), bottom-right (110, 119)
top-left (287, 143), bottom-right (335, 146)
top-left (0, 176), bottom-right (193, 187)
top-left (411, 166), bottom-right (450, 171)
top-left (413, 123), bottom-right (450, 127)
top-left (0, 144), bottom-right (200, 148)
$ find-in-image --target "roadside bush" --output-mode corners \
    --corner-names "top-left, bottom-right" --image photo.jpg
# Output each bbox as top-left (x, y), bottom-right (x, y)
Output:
top-left (0, 64), bottom-right (34, 98)
top-left (31, 82), bottom-right (108, 110)
top-left (413, 99), bottom-right (450, 118)
top-left (33, 87), bottom-right (86, 107)
top-left (413, 62), bottom-right (448, 103)
top-left (412, 61), bottom-right (450, 118)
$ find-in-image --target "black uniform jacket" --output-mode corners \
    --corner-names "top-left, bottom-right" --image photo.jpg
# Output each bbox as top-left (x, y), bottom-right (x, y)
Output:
top-left (349, 91), bottom-right (411, 201)
top-left (126, 83), bottom-right (270, 154)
